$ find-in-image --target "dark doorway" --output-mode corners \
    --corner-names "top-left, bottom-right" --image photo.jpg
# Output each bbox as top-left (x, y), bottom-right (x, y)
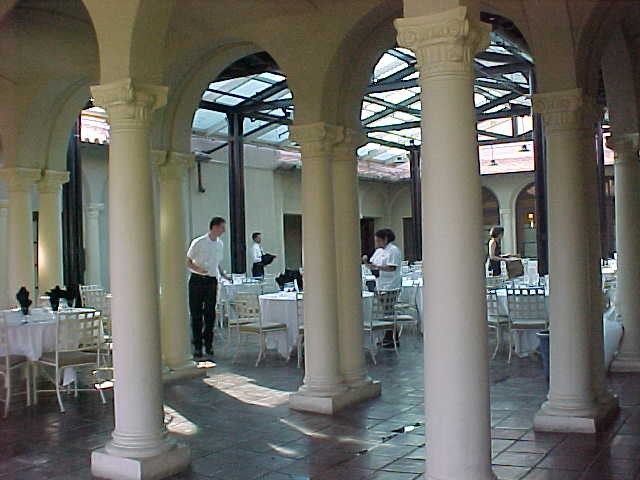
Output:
top-left (283, 214), bottom-right (303, 269)
top-left (360, 217), bottom-right (376, 257)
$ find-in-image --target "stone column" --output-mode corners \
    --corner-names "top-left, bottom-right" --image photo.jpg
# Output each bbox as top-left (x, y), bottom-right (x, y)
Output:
top-left (289, 122), bottom-right (348, 415)
top-left (37, 170), bottom-right (69, 293)
top-left (396, 8), bottom-right (495, 480)
top-left (333, 130), bottom-right (381, 399)
top-left (0, 200), bottom-right (8, 308)
top-left (0, 167), bottom-right (41, 298)
top-left (85, 203), bottom-right (104, 286)
top-left (609, 133), bottom-right (640, 371)
top-left (155, 150), bottom-right (195, 372)
top-left (532, 89), bottom-right (617, 433)
top-left (500, 208), bottom-right (516, 254)
top-left (90, 79), bottom-right (189, 480)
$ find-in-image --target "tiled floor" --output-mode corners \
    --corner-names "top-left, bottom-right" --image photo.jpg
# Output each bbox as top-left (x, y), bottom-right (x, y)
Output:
top-left (2, 333), bottom-right (640, 479)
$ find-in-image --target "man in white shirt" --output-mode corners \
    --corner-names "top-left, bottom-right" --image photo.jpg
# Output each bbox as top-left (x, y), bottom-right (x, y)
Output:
top-left (250, 232), bottom-right (265, 278)
top-left (186, 217), bottom-right (231, 358)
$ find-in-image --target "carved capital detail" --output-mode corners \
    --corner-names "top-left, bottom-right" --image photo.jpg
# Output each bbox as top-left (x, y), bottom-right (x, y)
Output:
top-left (606, 133), bottom-right (640, 165)
top-left (0, 167), bottom-right (42, 193)
top-left (334, 128), bottom-right (367, 162)
top-left (153, 150), bottom-right (195, 182)
top-left (91, 78), bottom-right (168, 129)
top-left (395, 6), bottom-right (490, 79)
top-left (533, 89), bottom-right (601, 134)
top-left (290, 122), bottom-right (344, 160)
top-left (37, 170), bottom-right (70, 194)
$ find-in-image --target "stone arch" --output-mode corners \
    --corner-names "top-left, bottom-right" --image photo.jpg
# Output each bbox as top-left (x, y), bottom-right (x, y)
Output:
top-left (482, 186), bottom-right (500, 228)
top-left (156, 41), bottom-right (265, 154)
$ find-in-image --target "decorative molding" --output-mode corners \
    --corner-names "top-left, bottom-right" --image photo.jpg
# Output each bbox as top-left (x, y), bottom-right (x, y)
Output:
top-left (0, 167), bottom-right (42, 193)
top-left (0, 199), bottom-right (8, 217)
top-left (86, 203), bottom-right (104, 219)
top-left (533, 89), bottom-right (601, 134)
top-left (289, 122), bottom-right (344, 160)
top-left (153, 150), bottom-right (195, 182)
top-left (394, 6), bottom-right (490, 79)
top-left (37, 170), bottom-right (70, 194)
top-left (334, 128), bottom-right (368, 162)
top-left (91, 78), bottom-right (168, 129)
top-left (606, 133), bottom-right (640, 165)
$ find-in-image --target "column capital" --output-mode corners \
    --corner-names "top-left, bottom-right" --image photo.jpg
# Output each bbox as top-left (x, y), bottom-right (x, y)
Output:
top-left (90, 78), bottom-right (168, 128)
top-left (606, 133), bottom-right (640, 165)
top-left (37, 170), bottom-right (70, 193)
top-left (0, 167), bottom-right (42, 192)
top-left (334, 128), bottom-right (367, 162)
top-left (290, 122), bottom-right (344, 159)
top-left (394, 6), bottom-right (490, 79)
top-left (86, 203), bottom-right (104, 219)
top-left (153, 150), bottom-right (195, 182)
top-left (533, 89), bottom-right (601, 134)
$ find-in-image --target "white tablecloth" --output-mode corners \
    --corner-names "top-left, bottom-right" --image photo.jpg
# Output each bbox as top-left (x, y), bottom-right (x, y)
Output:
top-left (1, 307), bottom-right (99, 385)
top-left (259, 291), bottom-right (375, 358)
top-left (2, 308), bottom-right (57, 361)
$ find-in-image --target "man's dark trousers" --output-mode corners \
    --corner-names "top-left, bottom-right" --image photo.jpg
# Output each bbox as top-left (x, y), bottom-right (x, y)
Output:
top-left (188, 273), bottom-right (217, 351)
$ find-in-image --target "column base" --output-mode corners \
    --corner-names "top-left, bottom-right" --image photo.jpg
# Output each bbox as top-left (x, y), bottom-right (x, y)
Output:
top-left (534, 398), bottom-right (619, 433)
top-left (91, 442), bottom-right (190, 480)
top-left (161, 362), bottom-right (204, 382)
top-left (425, 470), bottom-right (497, 480)
top-left (611, 353), bottom-right (640, 372)
top-left (290, 381), bottom-right (381, 415)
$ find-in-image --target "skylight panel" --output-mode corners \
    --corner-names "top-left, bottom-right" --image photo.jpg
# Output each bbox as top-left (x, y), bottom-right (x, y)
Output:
top-left (259, 72), bottom-right (287, 83)
top-left (192, 109), bottom-right (226, 131)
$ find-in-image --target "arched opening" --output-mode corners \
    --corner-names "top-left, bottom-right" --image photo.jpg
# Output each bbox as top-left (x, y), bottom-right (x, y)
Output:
top-left (515, 182), bottom-right (537, 258)
top-left (482, 187), bottom-right (500, 236)
top-left (189, 51), bottom-right (294, 275)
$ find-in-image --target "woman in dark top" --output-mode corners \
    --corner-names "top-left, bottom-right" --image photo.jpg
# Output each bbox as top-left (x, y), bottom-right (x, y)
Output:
top-left (487, 226), bottom-right (506, 276)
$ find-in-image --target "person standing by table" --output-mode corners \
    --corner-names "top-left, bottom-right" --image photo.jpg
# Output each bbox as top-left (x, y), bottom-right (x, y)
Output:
top-left (363, 228), bottom-right (402, 291)
top-left (186, 217), bottom-right (231, 358)
top-left (251, 232), bottom-right (266, 278)
top-left (363, 228), bottom-right (403, 348)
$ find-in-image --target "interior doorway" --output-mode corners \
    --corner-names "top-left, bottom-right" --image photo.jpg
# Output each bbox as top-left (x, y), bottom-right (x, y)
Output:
top-left (283, 214), bottom-right (303, 269)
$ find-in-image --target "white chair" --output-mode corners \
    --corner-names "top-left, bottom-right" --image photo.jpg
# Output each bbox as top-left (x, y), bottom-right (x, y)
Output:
top-left (232, 299), bottom-right (287, 366)
top-left (0, 313), bottom-right (31, 417)
top-left (393, 286), bottom-right (420, 339)
top-left (364, 291), bottom-right (398, 364)
top-left (33, 310), bottom-right (106, 412)
top-left (506, 287), bottom-right (548, 364)
top-left (295, 292), bottom-right (304, 369)
top-left (486, 276), bottom-right (507, 290)
top-left (486, 289), bottom-right (509, 359)
top-left (79, 286), bottom-right (111, 366)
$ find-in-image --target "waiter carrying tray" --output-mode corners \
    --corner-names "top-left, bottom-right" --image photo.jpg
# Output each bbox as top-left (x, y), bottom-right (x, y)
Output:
top-left (250, 232), bottom-right (276, 278)
top-left (186, 217), bottom-right (231, 358)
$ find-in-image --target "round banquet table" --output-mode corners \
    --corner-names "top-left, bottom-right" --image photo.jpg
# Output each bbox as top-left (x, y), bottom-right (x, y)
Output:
top-left (258, 291), bottom-right (374, 358)
top-left (1, 307), bottom-right (98, 385)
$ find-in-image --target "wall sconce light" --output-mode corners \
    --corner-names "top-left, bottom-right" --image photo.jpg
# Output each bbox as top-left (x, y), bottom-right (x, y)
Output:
top-left (527, 212), bottom-right (535, 228)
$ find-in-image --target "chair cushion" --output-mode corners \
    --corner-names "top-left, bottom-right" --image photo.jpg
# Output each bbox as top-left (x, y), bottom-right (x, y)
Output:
top-left (39, 351), bottom-right (98, 367)
top-left (365, 320), bottom-right (395, 331)
top-left (240, 322), bottom-right (287, 333)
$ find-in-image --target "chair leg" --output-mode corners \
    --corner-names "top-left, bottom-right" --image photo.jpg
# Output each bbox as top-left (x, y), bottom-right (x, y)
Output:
top-left (492, 326), bottom-right (501, 359)
top-left (393, 327), bottom-right (399, 355)
top-left (98, 384), bottom-right (106, 405)
top-left (4, 374), bottom-right (10, 418)
top-left (508, 330), bottom-right (513, 365)
top-left (369, 333), bottom-right (377, 365)
top-left (256, 334), bottom-right (265, 367)
top-left (32, 363), bottom-right (38, 405)
top-left (25, 364), bottom-right (31, 407)
top-left (55, 369), bottom-right (65, 413)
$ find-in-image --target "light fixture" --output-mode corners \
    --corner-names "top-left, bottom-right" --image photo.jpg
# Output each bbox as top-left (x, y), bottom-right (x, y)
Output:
top-left (519, 144), bottom-right (530, 153)
top-left (527, 212), bottom-right (535, 228)
top-left (489, 158), bottom-right (498, 166)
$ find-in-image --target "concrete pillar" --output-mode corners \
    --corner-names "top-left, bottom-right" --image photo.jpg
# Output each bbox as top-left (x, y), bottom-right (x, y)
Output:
top-left (85, 203), bottom-right (104, 286)
top-left (499, 208), bottom-right (516, 255)
top-left (289, 122), bottom-right (348, 415)
top-left (608, 133), bottom-right (640, 371)
top-left (396, 7), bottom-right (495, 480)
top-left (37, 170), bottom-right (69, 293)
top-left (333, 130), bottom-right (381, 399)
top-left (90, 79), bottom-right (189, 480)
top-left (532, 89), bottom-right (617, 433)
top-left (0, 167), bottom-right (41, 298)
top-left (155, 150), bottom-right (195, 372)
top-left (0, 200), bottom-right (8, 308)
